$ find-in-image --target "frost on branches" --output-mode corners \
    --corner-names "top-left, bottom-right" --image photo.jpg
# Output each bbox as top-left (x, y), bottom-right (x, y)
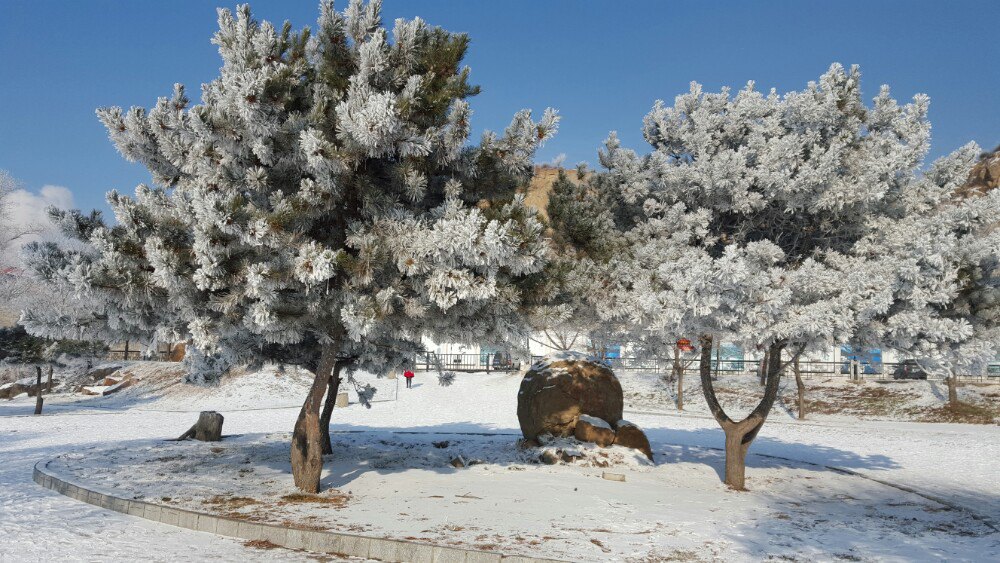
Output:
top-left (23, 0), bottom-right (557, 493)
top-left (548, 64), bottom-right (999, 490)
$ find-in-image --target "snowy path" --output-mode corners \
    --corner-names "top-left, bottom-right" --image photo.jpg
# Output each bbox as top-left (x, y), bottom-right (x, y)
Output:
top-left (0, 402), bottom-right (327, 562)
top-left (1, 369), bottom-right (997, 561)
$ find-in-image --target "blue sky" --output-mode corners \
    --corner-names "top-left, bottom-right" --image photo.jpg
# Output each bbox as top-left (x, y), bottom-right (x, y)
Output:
top-left (1, 0), bottom-right (997, 215)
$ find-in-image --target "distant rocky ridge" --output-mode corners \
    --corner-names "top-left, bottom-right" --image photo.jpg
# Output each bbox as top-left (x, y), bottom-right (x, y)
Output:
top-left (524, 147), bottom-right (1000, 213)
top-left (958, 145), bottom-right (1000, 197)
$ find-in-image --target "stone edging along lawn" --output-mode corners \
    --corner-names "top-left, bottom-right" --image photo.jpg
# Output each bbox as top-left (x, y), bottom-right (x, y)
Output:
top-left (33, 459), bottom-right (562, 563)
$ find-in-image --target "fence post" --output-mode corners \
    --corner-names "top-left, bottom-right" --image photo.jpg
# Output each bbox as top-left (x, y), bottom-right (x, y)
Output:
top-left (486, 353), bottom-right (490, 373)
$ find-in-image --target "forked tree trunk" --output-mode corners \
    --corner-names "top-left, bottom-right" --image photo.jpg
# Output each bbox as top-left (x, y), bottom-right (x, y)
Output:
top-left (794, 357), bottom-right (806, 420)
top-left (699, 334), bottom-right (785, 490)
top-left (674, 347), bottom-right (684, 411)
top-left (946, 373), bottom-right (959, 407)
top-left (291, 341), bottom-right (340, 493)
top-left (46, 364), bottom-right (54, 393)
top-left (758, 349), bottom-right (769, 386)
top-left (320, 362), bottom-right (345, 455)
top-left (33, 366), bottom-right (43, 415)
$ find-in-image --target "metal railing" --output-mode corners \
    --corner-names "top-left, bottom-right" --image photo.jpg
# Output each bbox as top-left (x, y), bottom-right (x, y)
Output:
top-left (522, 354), bottom-right (999, 382)
top-left (604, 357), bottom-right (1000, 382)
top-left (413, 352), bottom-right (522, 373)
top-left (106, 350), bottom-right (169, 362)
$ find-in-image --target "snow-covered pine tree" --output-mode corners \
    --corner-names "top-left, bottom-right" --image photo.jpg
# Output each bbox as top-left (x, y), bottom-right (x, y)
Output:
top-left (855, 149), bottom-right (1000, 408)
top-left (24, 1), bottom-right (557, 493)
top-left (550, 64), bottom-right (997, 490)
top-left (534, 168), bottom-right (637, 356)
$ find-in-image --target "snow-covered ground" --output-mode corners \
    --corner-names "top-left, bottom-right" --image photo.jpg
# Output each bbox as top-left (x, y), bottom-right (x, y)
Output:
top-left (1, 364), bottom-right (998, 562)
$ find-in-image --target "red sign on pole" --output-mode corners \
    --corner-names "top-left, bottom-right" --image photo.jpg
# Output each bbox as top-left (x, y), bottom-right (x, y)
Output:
top-left (676, 338), bottom-right (694, 352)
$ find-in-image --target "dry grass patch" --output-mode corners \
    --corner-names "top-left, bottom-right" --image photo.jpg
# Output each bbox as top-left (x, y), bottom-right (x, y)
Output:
top-left (794, 383), bottom-right (920, 418)
top-left (278, 492), bottom-right (351, 508)
top-left (914, 401), bottom-right (1000, 424)
top-left (243, 539), bottom-right (281, 550)
top-left (203, 495), bottom-right (260, 509)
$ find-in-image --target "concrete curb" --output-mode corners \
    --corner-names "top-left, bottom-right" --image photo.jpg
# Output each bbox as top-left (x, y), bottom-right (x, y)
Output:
top-left (33, 459), bottom-right (561, 562)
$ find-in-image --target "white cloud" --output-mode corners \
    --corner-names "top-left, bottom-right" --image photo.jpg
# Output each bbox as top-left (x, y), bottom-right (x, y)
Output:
top-left (2, 184), bottom-right (77, 265)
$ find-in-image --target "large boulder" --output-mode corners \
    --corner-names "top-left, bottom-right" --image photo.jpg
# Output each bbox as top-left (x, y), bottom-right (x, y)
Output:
top-left (517, 353), bottom-right (623, 441)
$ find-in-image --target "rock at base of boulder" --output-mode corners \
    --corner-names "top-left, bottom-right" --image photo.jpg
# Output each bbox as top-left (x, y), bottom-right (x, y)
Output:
top-left (574, 414), bottom-right (616, 447)
top-left (561, 449), bottom-right (584, 463)
top-left (517, 438), bottom-right (541, 450)
top-left (539, 450), bottom-right (560, 465)
top-left (614, 420), bottom-right (653, 461)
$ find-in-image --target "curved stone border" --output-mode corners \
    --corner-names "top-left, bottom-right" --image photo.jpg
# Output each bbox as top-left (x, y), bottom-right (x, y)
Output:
top-left (33, 459), bottom-right (560, 563)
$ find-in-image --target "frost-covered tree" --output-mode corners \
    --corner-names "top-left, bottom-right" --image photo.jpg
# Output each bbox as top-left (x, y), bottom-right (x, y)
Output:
top-left (551, 64), bottom-right (997, 490)
top-left (538, 168), bottom-right (636, 354)
top-left (856, 159), bottom-right (1000, 407)
top-left (0, 171), bottom-right (37, 306)
top-left (24, 1), bottom-right (557, 493)
top-left (0, 171), bottom-right (34, 260)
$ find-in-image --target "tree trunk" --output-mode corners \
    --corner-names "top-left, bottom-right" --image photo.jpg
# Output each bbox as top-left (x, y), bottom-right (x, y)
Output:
top-left (33, 366), bottom-right (43, 415)
top-left (713, 341), bottom-right (720, 380)
top-left (320, 362), bottom-right (345, 455)
top-left (947, 373), bottom-right (959, 407)
top-left (291, 341), bottom-right (340, 493)
top-left (699, 334), bottom-right (785, 490)
top-left (758, 349), bottom-right (769, 386)
top-left (674, 347), bottom-right (683, 411)
top-left (46, 364), bottom-right (54, 393)
top-left (176, 411), bottom-right (224, 441)
top-left (723, 428), bottom-right (750, 489)
top-left (794, 357), bottom-right (806, 420)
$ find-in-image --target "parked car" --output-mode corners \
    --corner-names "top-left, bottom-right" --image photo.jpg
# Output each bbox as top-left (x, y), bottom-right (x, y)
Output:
top-left (892, 360), bottom-right (928, 380)
top-left (491, 353), bottom-right (514, 370)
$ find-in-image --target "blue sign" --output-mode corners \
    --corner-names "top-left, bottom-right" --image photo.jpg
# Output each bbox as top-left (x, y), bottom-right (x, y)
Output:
top-left (841, 345), bottom-right (882, 374)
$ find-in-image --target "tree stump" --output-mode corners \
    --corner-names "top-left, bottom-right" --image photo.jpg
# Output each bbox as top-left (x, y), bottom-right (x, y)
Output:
top-left (176, 411), bottom-right (224, 441)
top-left (33, 366), bottom-right (44, 415)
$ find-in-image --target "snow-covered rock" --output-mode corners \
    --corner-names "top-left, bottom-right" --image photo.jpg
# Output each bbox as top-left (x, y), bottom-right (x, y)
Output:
top-left (613, 420), bottom-right (653, 460)
top-left (574, 414), bottom-right (615, 446)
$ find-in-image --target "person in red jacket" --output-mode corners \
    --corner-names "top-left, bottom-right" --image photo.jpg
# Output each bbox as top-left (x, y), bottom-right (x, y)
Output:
top-left (403, 369), bottom-right (415, 388)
